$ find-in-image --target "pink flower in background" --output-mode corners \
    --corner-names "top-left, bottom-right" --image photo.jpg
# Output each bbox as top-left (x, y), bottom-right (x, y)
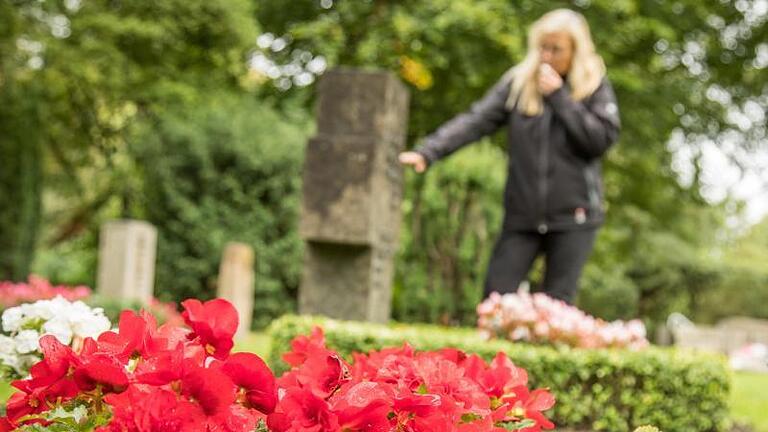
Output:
top-left (477, 292), bottom-right (649, 350)
top-left (0, 275), bottom-right (91, 309)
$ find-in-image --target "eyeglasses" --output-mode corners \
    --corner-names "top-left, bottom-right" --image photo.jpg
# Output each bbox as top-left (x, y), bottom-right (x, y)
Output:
top-left (538, 43), bottom-right (570, 57)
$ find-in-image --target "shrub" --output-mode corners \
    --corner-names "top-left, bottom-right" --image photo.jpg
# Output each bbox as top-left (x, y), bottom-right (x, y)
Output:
top-left (130, 94), bottom-right (310, 328)
top-left (268, 315), bottom-right (730, 432)
top-left (394, 141), bottom-right (506, 326)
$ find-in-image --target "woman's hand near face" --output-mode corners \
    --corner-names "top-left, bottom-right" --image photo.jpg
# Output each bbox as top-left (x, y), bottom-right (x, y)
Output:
top-left (398, 151), bottom-right (427, 173)
top-left (537, 63), bottom-right (564, 95)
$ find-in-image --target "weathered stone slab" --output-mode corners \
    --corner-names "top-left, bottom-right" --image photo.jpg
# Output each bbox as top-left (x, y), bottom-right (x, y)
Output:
top-left (298, 68), bottom-right (409, 323)
top-left (672, 325), bottom-right (748, 354)
top-left (315, 68), bottom-right (409, 142)
top-left (96, 220), bottom-right (157, 304)
top-left (717, 316), bottom-right (768, 345)
top-left (217, 242), bottom-right (255, 337)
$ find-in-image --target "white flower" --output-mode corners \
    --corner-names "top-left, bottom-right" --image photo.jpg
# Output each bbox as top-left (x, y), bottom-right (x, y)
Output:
top-left (17, 353), bottom-right (41, 375)
top-left (2, 306), bottom-right (24, 332)
top-left (20, 301), bottom-right (50, 322)
top-left (0, 335), bottom-right (16, 355)
top-left (15, 329), bottom-right (41, 354)
top-left (47, 296), bottom-right (73, 318)
top-left (511, 326), bottom-right (531, 341)
top-left (42, 318), bottom-right (74, 345)
top-left (71, 313), bottom-right (111, 339)
top-left (1, 296), bottom-right (113, 379)
top-left (0, 352), bottom-right (20, 371)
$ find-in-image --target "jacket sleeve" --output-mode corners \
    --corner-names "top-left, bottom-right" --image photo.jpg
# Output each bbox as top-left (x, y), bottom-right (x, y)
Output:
top-left (545, 78), bottom-right (621, 159)
top-left (415, 74), bottom-right (511, 165)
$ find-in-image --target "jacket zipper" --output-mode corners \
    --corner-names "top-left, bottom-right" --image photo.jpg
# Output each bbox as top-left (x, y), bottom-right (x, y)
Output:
top-left (584, 165), bottom-right (600, 214)
top-left (537, 113), bottom-right (550, 234)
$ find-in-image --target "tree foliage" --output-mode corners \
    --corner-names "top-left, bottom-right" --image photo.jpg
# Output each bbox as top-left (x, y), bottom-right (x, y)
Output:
top-left (255, 0), bottom-right (767, 325)
top-left (0, 0), bottom-right (257, 279)
top-left (131, 94), bottom-right (308, 328)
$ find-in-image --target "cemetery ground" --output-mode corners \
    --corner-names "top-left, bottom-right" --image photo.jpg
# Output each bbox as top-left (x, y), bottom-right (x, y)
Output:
top-left (2, 330), bottom-right (766, 431)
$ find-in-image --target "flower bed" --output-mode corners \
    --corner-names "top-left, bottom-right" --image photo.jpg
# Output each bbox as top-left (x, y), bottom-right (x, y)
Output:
top-left (0, 276), bottom-right (90, 310)
top-left (1, 300), bottom-right (557, 431)
top-left (477, 292), bottom-right (648, 349)
top-left (1, 298), bottom-right (276, 431)
top-left (0, 276), bottom-right (184, 328)
top-left (268, 315), bottom-right (730, 432)
top-left (269, 327), bottom-right (555, 431)
top-left (0, 297), bottom-right (111, 380)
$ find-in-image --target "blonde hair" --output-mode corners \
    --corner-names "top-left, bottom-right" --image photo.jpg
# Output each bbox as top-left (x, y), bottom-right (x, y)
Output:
top-left (507, 9), bottom-right (605, 116)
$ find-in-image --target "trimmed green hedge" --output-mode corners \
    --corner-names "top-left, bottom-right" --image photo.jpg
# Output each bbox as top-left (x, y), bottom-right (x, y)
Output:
top-left (268, 315), bottom-right (730, 432)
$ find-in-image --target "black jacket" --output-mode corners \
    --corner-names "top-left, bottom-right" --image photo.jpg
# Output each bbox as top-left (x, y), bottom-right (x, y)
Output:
top-left (415, 74), bottom-right (620, 233)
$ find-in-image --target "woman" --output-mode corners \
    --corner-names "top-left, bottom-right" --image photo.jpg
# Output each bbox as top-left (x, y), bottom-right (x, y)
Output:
top-left (399, 9), bottom-right (620, 304)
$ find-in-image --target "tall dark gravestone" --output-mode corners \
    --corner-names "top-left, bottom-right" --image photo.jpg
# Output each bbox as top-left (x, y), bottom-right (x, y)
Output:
top-left (298, 68), bottom-right (409, 323)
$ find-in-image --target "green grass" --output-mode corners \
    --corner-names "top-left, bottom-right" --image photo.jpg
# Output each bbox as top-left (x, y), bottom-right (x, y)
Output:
top-left (730, 371), bottom-right (768, 432)
top-left (234, 330), bottom-right (272, 359)
top-left (0, 381), bottom-right (11, 402)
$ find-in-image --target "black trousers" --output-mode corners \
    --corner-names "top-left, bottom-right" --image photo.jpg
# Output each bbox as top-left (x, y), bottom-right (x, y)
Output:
top-left (482, 228), bottom-right (597, 304)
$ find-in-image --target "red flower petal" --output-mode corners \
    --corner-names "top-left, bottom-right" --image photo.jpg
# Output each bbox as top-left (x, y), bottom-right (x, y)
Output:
top-left (222, 352), bottom-right (278, 414)
top-left (73, 355), bottom-right (129, 393)
top-left (525, 388), bottom-right (556, 411)
top-left (182, 366), bottom-right (236, 416)
top-left (181, 299), bottom-right (238, 359)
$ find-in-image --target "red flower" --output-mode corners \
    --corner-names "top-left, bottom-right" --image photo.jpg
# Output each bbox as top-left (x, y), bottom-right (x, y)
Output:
top-left (103, 383), bottom-right (261, 432)
top-left (414, 354), bottom-right (489, 415)
top-left (18, 335), bottom-right (79, 388)
top-left (4, 298), bottom-right (283, 432)
top-left (281, 326), bottom-right (328, 367)
top-left (292, 353), bottom-right (349, 399)
top-left (0, 416), bottom-right (15, 432)
top-left (181, 299), bottom-right (238, 359)
top-left (181, 366), bottom-right (237, 416)
top-left (349, 345), bottom-right (418, 391)
top-left (393, 392), bottom-right (441, 417)
top-left (73, 353), bottom-right (129, 393)
top-left (211, 404), bottom-right (261, 432)
top-left (4, 392), bottom-right (37, 424)
top-left (97, 310), bottom-right (153, 362)
top-left (466, 352), bottom-right (528, 399)
top-left (271, 330), bottom-right (556, 432)
top-left (133, 349), bottom-right (181, 386)
top-left (456, 416), bottom-right (505, 432)
top-left (518, 389), bottom-right (556, 431)
top-left (221, 352), bottom-right (278, 414)
top-left (101, 385), bottom-right (207, 432)
top-left (500, 387), bottom-right (556, 431)
top-left (332, 382), bottom-right (392, 432)
top-left (7, 336), bottom-right (81, 422)
top-left (267, 388), bottom-right (340, 432)
top-left (7, 377), bottom-right (80, 422)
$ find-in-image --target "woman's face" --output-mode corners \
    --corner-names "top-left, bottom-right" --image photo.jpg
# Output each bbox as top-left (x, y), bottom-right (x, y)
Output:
top-left (538, 31), bottom-right (574, 76)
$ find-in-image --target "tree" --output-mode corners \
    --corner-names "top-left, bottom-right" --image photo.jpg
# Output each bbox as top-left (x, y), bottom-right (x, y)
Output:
top-left (254, 0), bottom-right (767, 324)
top-left (0, 0), bottom-right (258, 280)
top-left (130, 93), bottom-right (309, 328)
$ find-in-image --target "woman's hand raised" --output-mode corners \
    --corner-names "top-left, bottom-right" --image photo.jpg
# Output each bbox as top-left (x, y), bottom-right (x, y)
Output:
top-left (398, 151), bottom-right (427, 173)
